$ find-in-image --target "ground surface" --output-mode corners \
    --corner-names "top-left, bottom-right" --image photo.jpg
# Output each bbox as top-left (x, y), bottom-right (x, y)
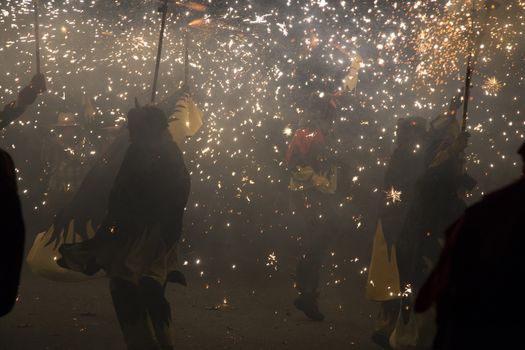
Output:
top-left (1, 254), bottom-right (383, 350)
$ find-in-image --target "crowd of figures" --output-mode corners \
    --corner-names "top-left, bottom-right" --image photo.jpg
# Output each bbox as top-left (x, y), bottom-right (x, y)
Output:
top-left (1, 67), bottom-right (524, 350)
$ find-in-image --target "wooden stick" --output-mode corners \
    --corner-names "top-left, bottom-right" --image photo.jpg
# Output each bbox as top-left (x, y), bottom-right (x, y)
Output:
top-left (184, 30), bottom-right (190, 87)
top-left (151, 0), bottom-right (169, 103)
top-left (461, 2), bottom-right (476, 132)
top-left (33, 0), bottom-right (41, 74)
top-left (461, 52), bottom-right (472, 132)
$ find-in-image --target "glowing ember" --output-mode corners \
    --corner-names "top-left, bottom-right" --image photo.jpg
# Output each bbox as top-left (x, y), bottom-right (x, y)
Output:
top-left (385, 186), bottom-right (402, 203)
top-left (482, 76), bottom-right (503, 95)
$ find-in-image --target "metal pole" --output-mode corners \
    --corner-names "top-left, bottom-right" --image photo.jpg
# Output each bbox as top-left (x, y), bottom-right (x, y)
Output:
top-left (461, 1), bottom-right (478, 132)
top-left (33, 0), bottom-right (41, 74)
top-left (151, 0), bottom-right (169, 103)
top-left (461, 53), bottom-right (472, 132)
top-left (184, 30), bottom-right (190, 87)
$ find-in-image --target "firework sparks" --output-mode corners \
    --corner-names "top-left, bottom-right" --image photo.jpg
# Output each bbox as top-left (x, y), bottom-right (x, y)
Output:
top-left (385, 186), bottom-right (402, 204)
top-left (266, 252), bottom-right (278, 271)
top-left (482, 76), bottom-right (503, 95)
top-left (0, 0), bottom-right (523, 292)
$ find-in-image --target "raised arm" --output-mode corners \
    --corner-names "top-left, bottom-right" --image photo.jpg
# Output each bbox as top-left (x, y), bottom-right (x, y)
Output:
top-left (0, 73), bottom-right (46, 130)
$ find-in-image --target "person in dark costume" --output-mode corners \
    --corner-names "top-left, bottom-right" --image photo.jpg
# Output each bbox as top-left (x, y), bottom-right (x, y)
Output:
top-left (390, 94), bottom-right (474, 348)
top-left (287, 94), bottom-right (338, 321)
top-left (397, 95), bottom-right (472, 294)
top-left (284, 30), bottom-right (355, 323)
top-left (381, 116), bottom-right (429, 251)
top-left (369, 116), bottom-right (428, 346)
top-left (0, 73), bottom-right (46, 317)
top-left (415, 141), bottom-right (525, 350)
top-left (59, 105), bottom-right (191, 350)
top-left (0, 148), bottom-right (25, 318)
top-left (46, 89), bottom-right (193, 247)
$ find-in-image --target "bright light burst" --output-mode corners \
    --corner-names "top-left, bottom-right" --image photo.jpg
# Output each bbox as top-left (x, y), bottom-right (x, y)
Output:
top-left (384, 0), bottom-right (524, 95)
top-left (482, 76), bottom-right (503, 95)
top-left (385, 186), bottom-right (402, 204)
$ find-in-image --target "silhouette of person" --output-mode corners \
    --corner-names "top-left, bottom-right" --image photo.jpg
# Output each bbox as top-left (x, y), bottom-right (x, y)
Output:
top-left (0, 148), bottom-right (25, 317)
top-left (287, 94), bottom-right (338, 321)
top-left (396, 94), bottom-right (471, 295)
top-left (384, 94), bottom-right (473, 348)
top-left (415, 141), bottom-right (525, 349)
top-left (58, 105), bottom-right (190, 350)
top-left (45, 88), bottom-right (195, 248)
top-left (0, 73), bottom-right (46, 317)
top-left (368, 116), bottom-right (428, 346)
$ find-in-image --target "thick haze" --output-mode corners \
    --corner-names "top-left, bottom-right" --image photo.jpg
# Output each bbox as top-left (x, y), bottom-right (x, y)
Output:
top-left (1, 0), bottom-right (524, 285)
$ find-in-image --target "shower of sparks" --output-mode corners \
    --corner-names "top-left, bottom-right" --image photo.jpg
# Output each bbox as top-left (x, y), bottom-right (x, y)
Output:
top-left (384, 0), bottom-right (524, 95)
top-left (482, 76), bottom-right (503, 95)
top-left (0, 0), bottom-right (524, 290)
top-left (402, 284), bottom-right (413, 298)
top-left (266, 252), bottom-right (278, 271)
top-left (385, 186), bottom-right (402, 204)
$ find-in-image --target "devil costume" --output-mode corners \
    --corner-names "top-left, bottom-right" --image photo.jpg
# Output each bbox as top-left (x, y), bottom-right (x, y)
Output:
top-left (59, 106), bottom-right (190, 350)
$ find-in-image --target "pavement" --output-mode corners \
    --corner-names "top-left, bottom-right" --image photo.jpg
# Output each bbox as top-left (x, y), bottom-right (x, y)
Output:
top-left (0, 255), bottom-right (384, 350)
